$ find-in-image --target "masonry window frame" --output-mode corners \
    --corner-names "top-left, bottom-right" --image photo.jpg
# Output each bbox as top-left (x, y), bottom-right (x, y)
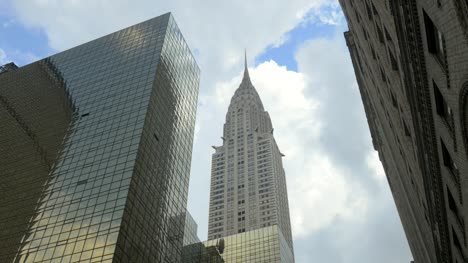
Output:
top-left (403, 120), bottom-right (411, 137)
top-left (366, 1), bottom-right (373, 20)
top-left (452, 227), bottom-right (465, 260)
top-left (447, 186), bottom-right (464, 227)
top-left (370, 44), bottom-right (376, 60)
top-left (388, 48), bottom-right (399, 71)
top-left (440, 138), bottom-right (458, 176)
top-left (423, 10), bottom-right (446, 66)
top-left (434, 80), bottom-right (454, 131)
top-left (376, 24), bottom-right (385, 44)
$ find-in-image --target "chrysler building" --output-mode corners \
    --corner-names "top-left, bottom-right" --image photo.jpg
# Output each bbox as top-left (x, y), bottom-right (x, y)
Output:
top-left (207, 53), bottom-right (294, 252)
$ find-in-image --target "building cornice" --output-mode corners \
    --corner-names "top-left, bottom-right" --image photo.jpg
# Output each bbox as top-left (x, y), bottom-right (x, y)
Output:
top-left (392, 1), bottom-right (451, 262)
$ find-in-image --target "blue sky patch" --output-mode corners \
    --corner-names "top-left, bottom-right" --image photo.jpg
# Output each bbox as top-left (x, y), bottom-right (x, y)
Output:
top-left (257, 8), bottom-right (344, 71)
top-left (0, 13), bottom-right (52, 66)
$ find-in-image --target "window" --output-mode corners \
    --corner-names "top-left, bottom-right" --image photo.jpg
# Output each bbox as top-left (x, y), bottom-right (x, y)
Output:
top-left (403, 121), bottom-right (411, 137)
top-left (441, 139), bottom-right (458, 175)
top-left (371, 45), bottom-right (376, 59)
top-left (447, 187), bottom-right (460, 217)
top-left (389, 49), bottom-right (398, 71)
top-left (366, 1), bottom-right (373, 20)
top-left (388, 0), bottom-right (395, 16)
top-left (380, 67), bottom-right (387, 83)
top-left (452, 228), bottom-right (464, 256)
top-left (76, 179), bottom-right (88, 186)
top-left (434, 81), bottom-right (453, 129)
top-left (384, 27), bottom-right (392, 42)
top-left (391, 92), bottom-right (398, 108)
top-left (372, 3), bottom-right (378, 16)
top-left (424, 11), bottom-right (445, 63)
top-left (354, 8), bottom-right (361, 24)
top-left (377, 24), bottom-right (385, 44)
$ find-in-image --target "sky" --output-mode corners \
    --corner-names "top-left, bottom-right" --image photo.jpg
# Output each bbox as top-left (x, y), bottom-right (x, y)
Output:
top-left (0, 0), bottom-right (413, 262)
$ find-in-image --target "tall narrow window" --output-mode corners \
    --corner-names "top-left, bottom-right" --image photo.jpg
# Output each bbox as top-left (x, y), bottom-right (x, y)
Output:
top-left (371, 45), bottom-right (376, 60)
top-left (372, 3), bottom-right (378, 16)
top-left (424, 11), bottom-right (445, 63)
top-left (434, 81), bottom-right (453, 129)
top-left (389, 49), bottom-right (399, 71)
top-left (447, 187), bottom-right (460, 216)
top-left (452, 228), bottom-right (464, 256)
top-left (388, 0), bottom-right (395, 16)
top-left (385, 27), bottom-right (392, 42)
top-left (380, 67), bottom-right (387, 83)
top-left (366, 2), bottom-right (373, 20)
top-left (403, 121), bottom-right (411, 137)
top-left (391, 92), bottom-right (398, 108)
top-left (441, 139), bottom-right (458, 175)
top-left (377, 24), bottom-right (385, 44)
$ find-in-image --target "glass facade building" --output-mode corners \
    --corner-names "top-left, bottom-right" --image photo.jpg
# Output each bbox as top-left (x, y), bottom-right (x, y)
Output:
top-left (0, 60), bottom-right (75, 261)
top-left (0, 12), bottom-right (200, 262)
top-left (182, 242), bottom-right (225, 263)
top-left (183, 212), bottom-right (201, 246)
top-left (183, 225), bottom-right (293, 263)
top-left (181, 212), bottom-right (224, 263)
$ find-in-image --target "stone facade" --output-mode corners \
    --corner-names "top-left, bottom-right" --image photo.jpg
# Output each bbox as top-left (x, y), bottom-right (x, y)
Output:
top-left (207, 56), bottom-right (294, 256)
top-left (339, 1), bottom-right (468, 262)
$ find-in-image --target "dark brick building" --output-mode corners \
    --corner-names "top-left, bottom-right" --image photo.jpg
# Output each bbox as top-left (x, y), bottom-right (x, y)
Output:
top-left (339, 1), bottom-right (468, 262)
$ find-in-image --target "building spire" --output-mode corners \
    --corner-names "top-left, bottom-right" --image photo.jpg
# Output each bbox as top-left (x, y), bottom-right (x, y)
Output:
top-left (242, 48), bottom-right (251, 83)
top-left (244, 48), bottom-right (248, 71)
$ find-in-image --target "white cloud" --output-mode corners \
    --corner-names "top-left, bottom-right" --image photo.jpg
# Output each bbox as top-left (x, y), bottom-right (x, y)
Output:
top-left (5, 1), bottom-right (412, 261)
top-left (366, 151), bottom-right (386, 184)
top-left (287, 28), bottom-right (411, 263)
top-left (317, 6), bottom-right (344, 25)
top-left (213, 61), bottom-right (319, 141)
top-left (9, 0), bottom-right (339, 86)
top-left (10, 49), bottom-right (40, 65)
top-left (4, 6), bottom-right (343, 237)
top-left (289, 153), bottom-right (369, 238)
top-left (195, 42), bottom-right (410, 259)
top-left (0, 48), bottom-right (40, 66)
top-left (207, 59), bottom-right (368, 239)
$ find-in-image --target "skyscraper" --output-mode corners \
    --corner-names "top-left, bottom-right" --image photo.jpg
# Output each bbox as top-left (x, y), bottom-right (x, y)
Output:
top-left (339, 0), bottom-right (468, 262)
top-left (207, 54), bottom-right (294, 257)
top-left (0, 13), bottom-right (200, 262)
